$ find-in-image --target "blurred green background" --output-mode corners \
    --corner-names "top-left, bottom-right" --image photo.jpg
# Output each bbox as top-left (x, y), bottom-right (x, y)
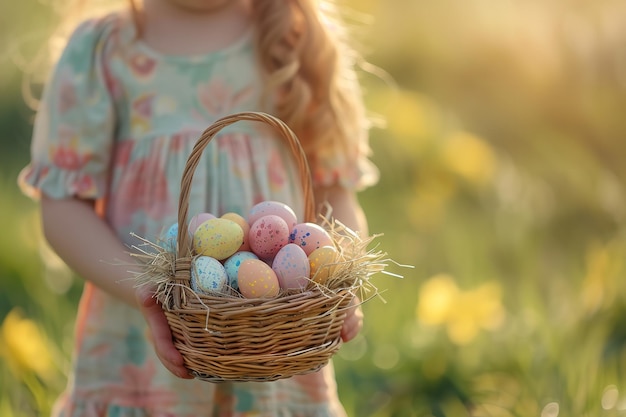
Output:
top-left (2, 1), bottom-right (626, 416)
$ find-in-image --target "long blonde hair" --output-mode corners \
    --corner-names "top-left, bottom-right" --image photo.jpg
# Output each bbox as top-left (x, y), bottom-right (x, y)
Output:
top-left (251, 0), bottom-right (370, 162)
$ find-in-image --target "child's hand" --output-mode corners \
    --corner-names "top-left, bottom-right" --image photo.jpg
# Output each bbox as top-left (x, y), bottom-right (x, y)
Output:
top-left (340, 296), bottom-right (363, 342)
top-left (135, 286), bottom-right (194, 379)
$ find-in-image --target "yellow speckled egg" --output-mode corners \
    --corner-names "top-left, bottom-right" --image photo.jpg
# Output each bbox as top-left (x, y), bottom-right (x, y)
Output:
top-left (237, 259), bottom-right (280, 298)
top-left (308, 246), bottom-right (339, 284)
top-left (193, 218), bottom-right (244, 260)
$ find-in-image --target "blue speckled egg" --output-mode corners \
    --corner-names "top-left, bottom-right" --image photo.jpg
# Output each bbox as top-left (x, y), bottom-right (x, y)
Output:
top-left (159, 223), bottom-right (178, 252)
top-left (190, 256), bottom-right (228, 294)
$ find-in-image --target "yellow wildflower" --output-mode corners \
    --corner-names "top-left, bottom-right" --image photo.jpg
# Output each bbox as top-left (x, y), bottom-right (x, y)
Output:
top-left (581, 240), bottom-right (623, 314)
top-left (1, 308), bottom-right (54, 379)
top-left (416, 274), bottom-right (459, 326)
top-left (417, 274), bottom-right (506, 345)
top-left (369, 88), bottom-right (442, 154)
top-left (441, 131), bottom-right (496, 187)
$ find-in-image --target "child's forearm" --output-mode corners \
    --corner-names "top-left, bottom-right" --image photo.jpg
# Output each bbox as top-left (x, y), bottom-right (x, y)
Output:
top-left (42, 196), bottom-right (190, 376)
top-left (41, 196), bottom-right (141, 306)
top-left (314, 185), bottom-right (368, 235)
top-left (314, 185), bottom-right (367, 343)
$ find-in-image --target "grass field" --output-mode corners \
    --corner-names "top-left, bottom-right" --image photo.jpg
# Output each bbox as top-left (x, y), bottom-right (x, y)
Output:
top-left (2, 1), bottom-right (626, 416)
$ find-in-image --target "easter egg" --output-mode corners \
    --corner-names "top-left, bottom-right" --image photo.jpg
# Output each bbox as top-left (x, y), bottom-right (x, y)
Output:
top-left (224, 251), bottom-right (259, 290)
top-left (193, 218), bottom-right (244, 260)
top-left (248, 215), bottom-right (290, 259)
top-left (289, 223), bottom-right (333, 256)
top-left (237, 259), bottom-right (280, 298)
top-left (159, 223), bottom-right (178, 252)
top-left (248, 201), bottom-right (298, 230)
top-left (191, 256), bottom-right (228, 294)
top-left (221, 212), bottom-right (251, 251)
top-left (188, 212), bottom-right (216, 235)
top-left (272, 243), bottom-right (311, 290)
top-left (309, 245), bottom-right (339, 284)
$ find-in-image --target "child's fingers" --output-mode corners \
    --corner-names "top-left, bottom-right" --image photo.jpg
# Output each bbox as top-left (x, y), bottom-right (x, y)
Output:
top-left (136, 286), bottom-right (193, 379)
top-left (340, 296), bottom-right (363, 343)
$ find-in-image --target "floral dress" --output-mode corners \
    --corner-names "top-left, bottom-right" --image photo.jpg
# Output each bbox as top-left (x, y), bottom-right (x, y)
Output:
top-left (19, 10), bottom-right (377, 417)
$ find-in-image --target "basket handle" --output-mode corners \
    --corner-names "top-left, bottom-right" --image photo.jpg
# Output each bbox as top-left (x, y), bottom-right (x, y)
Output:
top-left (175, 112), bottom-right (316, 260)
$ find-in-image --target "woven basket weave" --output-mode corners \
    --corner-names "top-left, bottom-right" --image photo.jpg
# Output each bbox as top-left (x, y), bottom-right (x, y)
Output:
top-left (158, 112), bottom-right (354, 382)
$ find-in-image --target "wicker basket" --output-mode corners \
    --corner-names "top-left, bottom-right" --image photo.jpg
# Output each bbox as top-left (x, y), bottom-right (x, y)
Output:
top-left (148, 111), bottom-right (360, 382)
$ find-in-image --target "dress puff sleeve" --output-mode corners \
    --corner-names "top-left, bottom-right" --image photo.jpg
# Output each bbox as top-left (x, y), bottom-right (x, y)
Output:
top-left (309, 126), bottom-right (380, 191)
top-left (310, 143), bottom-right (379, 191)
top-left (18, 17), bottom-right (116, 200)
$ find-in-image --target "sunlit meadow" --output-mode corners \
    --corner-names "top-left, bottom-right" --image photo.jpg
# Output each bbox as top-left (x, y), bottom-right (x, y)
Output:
top-left (2, 1), bottom-right (626, 416)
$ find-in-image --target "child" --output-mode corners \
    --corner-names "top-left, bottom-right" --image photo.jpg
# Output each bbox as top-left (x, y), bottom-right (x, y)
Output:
top-left (19, 0), bottom-right (379, 415)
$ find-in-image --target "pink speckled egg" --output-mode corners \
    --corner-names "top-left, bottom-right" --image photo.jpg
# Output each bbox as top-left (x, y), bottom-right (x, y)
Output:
top-left (248, 215), bottom-right (290, 259)
top-left (237, 259), bottom-right (280, 298)
top-left (193, 218), bottom-right (244, 260)
top-left (272, 243), bottom-right (310, 290)
top-left (220, 212), bottom-right (251, 251)
top-left (188, 212), bottom-right (216, 235)
top-left (248, 201), bottom-right (298, 230)
top-left (288, 223), bottom-right (333, 256)
top-left (224, 251), bottom-right (259, 290)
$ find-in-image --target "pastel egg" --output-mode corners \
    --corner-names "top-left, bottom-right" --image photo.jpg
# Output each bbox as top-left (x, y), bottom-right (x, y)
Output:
top-left (248, 215), bottom-right (290, 259)
top-left (237, 259), bottom-right (280, 298)
top-left (159, 223), bottom-right (178, 252)
top-left (288, 223), bottom-right (333, 256)
top-left (248, 201), bottom-right (298, 230)
top-left (191, 256), bottom-right (228, 294)
top-left (223, 251), bottom-right (259, 290)
top-left (193, 218), bottom-right (244, 260)
top-left (188, 212), bottom-right (216, 235)
top-left (309, 245), bottom-right (339, 284)
top-left (221, 212), bottom-right (251, 251)
top-left (272, 243), bottom-right (311, 290)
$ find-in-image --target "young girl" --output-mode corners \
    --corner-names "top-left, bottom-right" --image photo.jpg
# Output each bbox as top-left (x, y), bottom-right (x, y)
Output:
top-left (19, 0), bottom-right (379, 415)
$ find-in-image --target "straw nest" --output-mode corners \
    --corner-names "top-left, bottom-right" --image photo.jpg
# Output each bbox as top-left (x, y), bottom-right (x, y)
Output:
top-left (132, 213), bottom-right (391, 308)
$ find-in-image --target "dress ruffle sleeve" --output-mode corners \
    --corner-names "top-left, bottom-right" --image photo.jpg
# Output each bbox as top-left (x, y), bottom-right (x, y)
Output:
top-left (310, 137), bottom-right (379, 191)
top-left (19, 18), bottom-right (116, 200)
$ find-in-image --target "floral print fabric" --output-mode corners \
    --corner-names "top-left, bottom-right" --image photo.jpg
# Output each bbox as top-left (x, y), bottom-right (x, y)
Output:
top-left (19, 11), bottom-right (375, 417)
